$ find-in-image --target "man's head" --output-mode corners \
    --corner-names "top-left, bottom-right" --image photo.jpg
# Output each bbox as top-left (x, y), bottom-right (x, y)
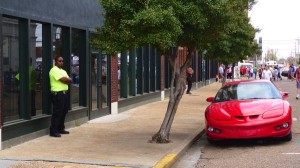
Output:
top-left (55, 56), bottom-right (64, 68)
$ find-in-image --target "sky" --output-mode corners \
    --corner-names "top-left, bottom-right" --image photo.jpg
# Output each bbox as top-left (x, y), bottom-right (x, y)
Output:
top-left (248, 0), bottom-right (300, 59)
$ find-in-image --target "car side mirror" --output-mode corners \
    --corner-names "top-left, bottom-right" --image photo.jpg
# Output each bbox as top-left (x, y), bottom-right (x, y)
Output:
top-left (206, 97), bottom-right (214, 102)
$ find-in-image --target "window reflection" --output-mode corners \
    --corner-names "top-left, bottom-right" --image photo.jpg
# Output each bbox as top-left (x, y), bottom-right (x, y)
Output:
top-left (91, 53), bottom-right (107, 109)
top-left (31, 22), bottom-right (43, 116)
top-left (101, 55), bottom-right (107, 108)
top-left (2, 17), bottom-right (20, 122)
top-left (71, 29), bottom-right (80, 108)
top-left (118, 52), bottom-right (130, 99)
top-left (91, 52), bottom-right (98, 110)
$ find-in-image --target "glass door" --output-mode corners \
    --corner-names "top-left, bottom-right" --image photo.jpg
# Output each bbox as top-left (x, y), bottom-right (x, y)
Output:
top-left (90, 52), bottom-right (108, 119)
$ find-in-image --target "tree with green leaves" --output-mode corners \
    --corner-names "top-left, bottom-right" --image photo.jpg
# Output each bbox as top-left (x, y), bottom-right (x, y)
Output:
top-left (286, 56), bottom-right (296, 66)
top-left (205, 1), bottom-right (258, 85)
top-left (265, 49), bottom-right (279, 62)
top-left (92, 0), bottom-right (257, 143)
top-left (278, 58), bottom-right (287, 64)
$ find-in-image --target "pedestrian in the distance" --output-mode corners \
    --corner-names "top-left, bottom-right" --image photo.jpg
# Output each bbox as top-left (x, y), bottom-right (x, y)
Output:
top-left (49, 56), bottom-right (73, 137)
top-left (258, 66), bottom-right (263, 79)
top-left (295, 67), bottom-right (300, 99)
top-left (262, 66), bottom-right (272, 81)
top-left (218, 64), bottom-right (224, 82)
top-left (277, 66), bottom-right (282, 80)
top-left (186, 65), bottom-right (194, 94)
top-left (253, 66), bottom-right (257, 79)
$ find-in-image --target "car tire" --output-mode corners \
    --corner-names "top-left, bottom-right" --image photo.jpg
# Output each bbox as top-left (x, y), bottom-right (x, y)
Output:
top-left (208, 139), bottom-right (216, 145)
top-left (207, 138), bottom-right (219, 145)
top-left (282, 132), bottom-right (292, 141)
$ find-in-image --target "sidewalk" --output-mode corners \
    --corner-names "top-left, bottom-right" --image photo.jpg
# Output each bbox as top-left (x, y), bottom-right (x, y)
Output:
top-left (0, 82), bottom-right (221, 168)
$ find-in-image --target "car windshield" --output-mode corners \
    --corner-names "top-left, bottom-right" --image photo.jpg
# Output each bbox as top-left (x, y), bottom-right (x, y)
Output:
top-left (214, 82), bottom-right (282, 102)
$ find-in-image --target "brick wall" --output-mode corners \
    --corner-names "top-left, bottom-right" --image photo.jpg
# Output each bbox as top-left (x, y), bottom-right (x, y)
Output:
top-left (111, 55), bottom-right (118, 103)
top-left (177, 47), bottom-right (188, 80)
top-left (161, 47), bottom-right (190, 91)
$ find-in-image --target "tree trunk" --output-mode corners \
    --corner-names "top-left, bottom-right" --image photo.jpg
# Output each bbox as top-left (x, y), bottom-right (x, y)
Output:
top-left (152, 47), bottom-right (195, 143)
top-left (222, 64), bottom-right (229, 86)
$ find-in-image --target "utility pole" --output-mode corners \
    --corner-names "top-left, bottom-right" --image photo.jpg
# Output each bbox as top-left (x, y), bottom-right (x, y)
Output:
top-left (295, 43), bottom-right (296, 57)
top-left (296, 38), bottom-right (300, 64)
top-left (258, 37), bottom-right (262, 65)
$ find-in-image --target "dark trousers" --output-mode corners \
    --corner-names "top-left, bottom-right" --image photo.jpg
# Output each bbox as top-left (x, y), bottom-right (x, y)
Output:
top-left (50, 91), bottom-right (68, 134)
top-left (187, 75), bottom-right (192, 93)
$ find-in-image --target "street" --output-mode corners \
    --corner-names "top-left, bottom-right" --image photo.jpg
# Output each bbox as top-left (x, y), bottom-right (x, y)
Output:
top-left (174, 79), bottom-right (300, 168)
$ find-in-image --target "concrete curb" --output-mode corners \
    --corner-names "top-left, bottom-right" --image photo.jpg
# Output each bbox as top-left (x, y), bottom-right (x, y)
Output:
top-left (153, 128), bottom-right (206, 168)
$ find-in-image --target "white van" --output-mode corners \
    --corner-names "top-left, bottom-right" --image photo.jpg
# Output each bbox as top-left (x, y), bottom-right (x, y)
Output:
top-left (265, 61), bottom-right (277, 67)
top-left (237, 62), bottom-right (254, 77)
top-left (238, 62), bottom-right (254, 68)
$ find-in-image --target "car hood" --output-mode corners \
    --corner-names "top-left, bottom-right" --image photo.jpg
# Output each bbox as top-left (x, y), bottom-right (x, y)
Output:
top-left (209, 99), bottom-right (283, 117)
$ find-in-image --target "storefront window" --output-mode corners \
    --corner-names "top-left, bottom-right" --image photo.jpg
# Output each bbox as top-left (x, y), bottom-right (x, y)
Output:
top-left (118, 52), bottom-right (130, 99)
top-left (53, 26), bottom-right (62, 58)
top-left (31, 22), bottom-right (43, 116)
top-left (2, 17), bottom-right (20, 122)
top-left (91, 52), bottom-right (98, 110)
top-left (71, 29), bottom-right (80, 108)
top-left (91, 53), bottom-right (108, 109)
top-left (101, 55), bottom-right (108, 108)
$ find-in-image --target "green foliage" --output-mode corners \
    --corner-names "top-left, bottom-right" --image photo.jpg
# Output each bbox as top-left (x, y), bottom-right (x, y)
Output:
top-left (278, 58), bottom-right (286, 64)
top-left (92, 0), bottom-right (257, 64)
top-left (204, 0), bottom-right (258, 65)
top-left (92, 0), bottom-right (184, 55)
top-left (124, 6), bottom-right (182, 51)
top-left (287, 56), bottom-right (296, 66)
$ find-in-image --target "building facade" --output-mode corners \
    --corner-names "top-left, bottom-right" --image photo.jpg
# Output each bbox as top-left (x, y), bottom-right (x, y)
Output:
top-left (0, 0), bottom-right (217, 149)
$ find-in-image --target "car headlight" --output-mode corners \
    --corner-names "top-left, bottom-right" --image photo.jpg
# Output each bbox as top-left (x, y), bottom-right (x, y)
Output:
top-left (262, 109), bottom-right (283, 119)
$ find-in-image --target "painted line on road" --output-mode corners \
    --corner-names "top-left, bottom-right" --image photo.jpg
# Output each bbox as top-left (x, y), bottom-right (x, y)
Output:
top-left (281, 153), bottom-right (300, 155)
top-left (293, 117), bottom-right (298, 121)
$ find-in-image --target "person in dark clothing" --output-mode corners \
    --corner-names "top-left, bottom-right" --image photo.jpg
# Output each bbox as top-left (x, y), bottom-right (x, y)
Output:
top-left (49, 56), bottom-right (73, 138)
top-left (186, 65), bottom-right (194, 94)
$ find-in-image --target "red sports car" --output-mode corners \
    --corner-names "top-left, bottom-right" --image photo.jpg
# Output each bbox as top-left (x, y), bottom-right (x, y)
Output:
top-left (205, 80), bottom-right (292, 142)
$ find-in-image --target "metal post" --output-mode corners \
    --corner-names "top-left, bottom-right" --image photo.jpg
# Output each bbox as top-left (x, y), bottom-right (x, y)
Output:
top-left (202, 50), bottom-right (207, 86)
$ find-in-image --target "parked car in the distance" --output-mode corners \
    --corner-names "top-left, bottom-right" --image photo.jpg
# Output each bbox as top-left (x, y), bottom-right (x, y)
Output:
top-left (281, 67), bottom-right (289, 77)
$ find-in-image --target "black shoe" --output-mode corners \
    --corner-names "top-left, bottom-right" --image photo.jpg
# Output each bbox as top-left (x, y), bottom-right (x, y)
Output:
top-left (59, 130), bottom-right (70, 134)
top-left (50, 133), bottom-right (61, 137)
top-left (296, 97), bottom-right (299, 100)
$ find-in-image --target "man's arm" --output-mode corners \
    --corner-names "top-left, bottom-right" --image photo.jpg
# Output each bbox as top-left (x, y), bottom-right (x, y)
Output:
top-left (59, 77), bottom-right (73, 84)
